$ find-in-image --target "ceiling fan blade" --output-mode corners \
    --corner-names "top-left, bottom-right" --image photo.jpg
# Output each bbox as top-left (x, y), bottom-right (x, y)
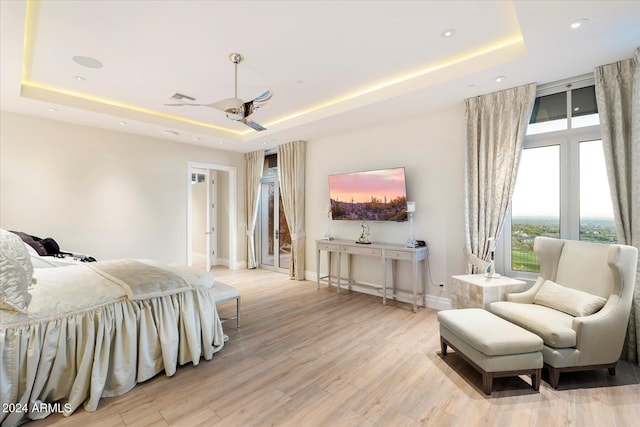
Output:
top-left (208, 97), bottom-right (244, 113)
top-left (251, 90), bottom-right (273, 109)
top-left (241, 117), bottom-right (267, 131)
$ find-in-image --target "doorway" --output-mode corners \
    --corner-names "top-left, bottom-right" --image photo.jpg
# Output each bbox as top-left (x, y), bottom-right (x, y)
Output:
top-left (187, 162), bottom-right (237, 270)
top-left (190, 168), bottom-right (218, 270)
top-left (258, 175), bottom-right (291, 272)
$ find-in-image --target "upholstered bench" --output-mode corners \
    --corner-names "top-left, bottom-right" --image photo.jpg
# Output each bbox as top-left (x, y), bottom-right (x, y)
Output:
top-left (211, 281), bottom-right (240, 329)
top-left (437, 308), bottom-right (543, 394)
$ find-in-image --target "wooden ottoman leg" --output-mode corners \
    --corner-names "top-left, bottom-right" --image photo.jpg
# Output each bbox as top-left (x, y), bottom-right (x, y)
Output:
top-left (532, 369), bottom-right (541, 391)
top-left (440, 336), bottom-right (448, 356)
top-left (548, 366), bottom-right (560, 388)
top-left (482, 372), bottom-right (493, 395)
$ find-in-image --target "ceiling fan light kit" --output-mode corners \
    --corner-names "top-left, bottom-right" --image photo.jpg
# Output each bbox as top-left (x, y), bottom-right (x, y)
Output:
top-left (166, 52), bottom-right (272, 131)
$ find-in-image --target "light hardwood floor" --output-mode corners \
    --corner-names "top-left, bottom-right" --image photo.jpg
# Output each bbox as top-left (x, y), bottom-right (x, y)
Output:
top-left (32, 268), bottom-right (640, 427)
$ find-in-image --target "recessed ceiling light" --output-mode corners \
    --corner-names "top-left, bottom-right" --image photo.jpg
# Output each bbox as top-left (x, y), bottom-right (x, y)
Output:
top-left (493, 76), bottom-right (506, 83)
top-left (119, 121), bottom-right (127, 126)
top-left (73, 75), bottom-right (86, 81)
top-left (163, 130), bottom-right (178, 136)
top-left (571, 19), bottom-right (588, 29)
top-left (72, 55), bottom-right (103, 69)
top-left (192, 137), bottom-right (200, 141)
top-left (47, 107), bottom-right (58, 112)
top-left (441, 28), bottom-right (456, 38)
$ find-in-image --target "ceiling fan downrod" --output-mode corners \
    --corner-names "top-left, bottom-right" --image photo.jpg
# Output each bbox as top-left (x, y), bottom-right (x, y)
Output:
top-left (229, 53), bottom-right (242, 100)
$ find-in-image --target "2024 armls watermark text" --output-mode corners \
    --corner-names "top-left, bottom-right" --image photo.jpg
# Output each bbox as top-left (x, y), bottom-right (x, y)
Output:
top-left (2, 402), bottom-right (72, 414)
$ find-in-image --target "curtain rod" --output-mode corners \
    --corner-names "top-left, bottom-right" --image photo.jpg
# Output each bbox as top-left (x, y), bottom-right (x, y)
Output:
top-left (536, 73), bottom-right (594, 92)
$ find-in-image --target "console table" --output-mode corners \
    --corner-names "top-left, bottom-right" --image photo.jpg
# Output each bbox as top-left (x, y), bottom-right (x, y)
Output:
top-left (316, 239), bottom-right (428, 312)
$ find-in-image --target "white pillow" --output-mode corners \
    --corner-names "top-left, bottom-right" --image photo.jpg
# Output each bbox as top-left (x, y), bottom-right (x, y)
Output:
top-left (533, 279), bottom-right (607, 317)
top-left (0, 229), bottom-right (34, 313)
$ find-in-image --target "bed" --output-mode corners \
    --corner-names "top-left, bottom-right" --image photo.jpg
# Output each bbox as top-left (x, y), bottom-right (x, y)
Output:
top-left (0, 230), bottom-right (225, 426)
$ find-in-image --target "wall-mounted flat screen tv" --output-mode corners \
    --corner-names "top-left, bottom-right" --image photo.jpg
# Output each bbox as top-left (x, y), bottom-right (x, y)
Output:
top-left (328, 167), bottom-right (408, 221)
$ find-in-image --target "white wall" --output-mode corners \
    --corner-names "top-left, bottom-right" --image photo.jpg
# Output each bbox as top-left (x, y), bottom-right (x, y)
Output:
top-left (0, 111), bottom-right (245, 265)
top-left (1, 105), bottom-right (466, 297)
top-left (306, 103), bottom-right (466, 302)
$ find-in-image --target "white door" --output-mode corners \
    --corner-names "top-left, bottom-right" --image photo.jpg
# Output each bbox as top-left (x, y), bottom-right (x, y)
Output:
top-left (206, 170), bottom-right (218, 270)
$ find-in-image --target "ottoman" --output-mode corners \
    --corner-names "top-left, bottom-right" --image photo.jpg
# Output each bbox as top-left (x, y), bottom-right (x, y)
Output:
top-left (437, 308), bottom-right (543, 394)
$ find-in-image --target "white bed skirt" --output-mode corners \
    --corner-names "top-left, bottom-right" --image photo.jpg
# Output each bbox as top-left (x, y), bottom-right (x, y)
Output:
top-left (0, 287), bottom-right (224, 427)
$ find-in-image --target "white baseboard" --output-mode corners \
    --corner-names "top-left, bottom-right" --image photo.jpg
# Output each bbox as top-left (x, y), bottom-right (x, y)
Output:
top-left (229, 260), bottom-right (246, 271)
top-left (194, 256), bottom-right (244, 271)
top-left (425, 294), bottom-right (452, 311)
top-left (212, 258), bottom-right (246, 270)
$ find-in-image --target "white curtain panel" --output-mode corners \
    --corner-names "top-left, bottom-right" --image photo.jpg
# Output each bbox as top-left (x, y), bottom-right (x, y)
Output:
top-left (278, 140), bottom-right (306, 280)
top-left (244, 150), bottom-right (265, 269)
top-left (595, 46), bottom-right (640, 364)
top-left (464, 83), bottom-right (537, 273)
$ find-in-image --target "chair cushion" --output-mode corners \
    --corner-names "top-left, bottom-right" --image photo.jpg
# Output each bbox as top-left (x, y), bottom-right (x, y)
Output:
top-left (554, 240), bottom-right (613, 298)
top-left (490, 301), bottom-right (576, 348)
top-left (533, 280), bottom-right (607, 317)
top-left (0, 229), bottom-right (34, 313)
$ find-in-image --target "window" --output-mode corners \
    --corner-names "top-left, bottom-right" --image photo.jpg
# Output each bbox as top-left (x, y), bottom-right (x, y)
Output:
top-left (527, 92), bottom-right (567, 135)
top-left (501, 80), bottom-right (616, 277)
top-left (578, 140), bottom-right (616, 243)
top-left (510, 145), bottom-right (560, 272)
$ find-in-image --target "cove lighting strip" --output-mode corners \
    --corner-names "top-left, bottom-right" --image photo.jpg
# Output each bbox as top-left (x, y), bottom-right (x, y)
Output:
top-left (22, 0), bottom-right (524, 139)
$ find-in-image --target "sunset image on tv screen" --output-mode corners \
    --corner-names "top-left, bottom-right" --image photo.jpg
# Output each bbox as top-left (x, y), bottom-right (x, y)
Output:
top-left (328, 168), bottom-right (407, 221)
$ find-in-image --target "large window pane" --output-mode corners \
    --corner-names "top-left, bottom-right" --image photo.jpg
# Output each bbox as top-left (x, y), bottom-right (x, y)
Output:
top-left (527, 92), bottom-right (568, 135)
top-left (572, 86), bottom-right (599, 129)
top-left (579, 140), bottom-right (616, 243)
top-left (511, 145), bottom-right (560, 272)
top-left (260, 181), bottom-right (275, 266)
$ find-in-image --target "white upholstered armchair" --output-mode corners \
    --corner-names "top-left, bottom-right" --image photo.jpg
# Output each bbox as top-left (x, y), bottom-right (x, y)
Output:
top-left (490, 236), bottom-right (638, 388)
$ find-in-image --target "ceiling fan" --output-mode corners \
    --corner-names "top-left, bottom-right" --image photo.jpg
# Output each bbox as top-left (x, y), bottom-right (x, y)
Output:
top-left (166, 53), bottom-right (273, 131)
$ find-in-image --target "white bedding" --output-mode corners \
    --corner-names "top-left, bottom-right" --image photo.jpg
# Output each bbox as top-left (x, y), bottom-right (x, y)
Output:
top-left (85, 259), bottom-right (194, 300)
top-left (0, 260), bottom-right (224, 427)
top-left (1, 265), bottom-right (126, 326)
